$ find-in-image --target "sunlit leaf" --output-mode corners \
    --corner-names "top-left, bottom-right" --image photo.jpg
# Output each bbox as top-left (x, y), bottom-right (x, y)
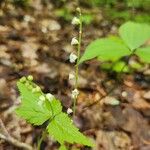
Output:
top-left (119, 21), bottom-right (150, 50)
top-left (79, 37), bottom-right (131, 63)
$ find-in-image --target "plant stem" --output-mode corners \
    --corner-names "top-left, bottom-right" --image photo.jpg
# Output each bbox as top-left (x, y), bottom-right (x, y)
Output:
top-left (37, 130), bottom-right (47, 150)
top-left (73, 11), bottom-right (82, 117)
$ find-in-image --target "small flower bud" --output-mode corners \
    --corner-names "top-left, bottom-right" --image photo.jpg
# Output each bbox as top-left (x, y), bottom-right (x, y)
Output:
top-left (76, 7), bottom-right (81, 13)
top-left (69, 73), bottom-right (75, 80)
top-left (39, 95), bottom-right (46, 101)
top-left (28, 85), bottom-right (33, 90)
top-left (32, 88), bottom-right (36, 93)
top-left (72, 17), bottom-right (80, 25)
top-left (27, 75), bottom-right (33, 81)
top-left (71, 89), bottom-right (79, 99)
top-left (35, 86), bottom-right (41, 92)
top-left (71, 37), bottom-right (79, 45)
top-left (20, 77), bottom-right (26, 83)
top-left (46, 93), bottom-right (54, 102)
top-left (25, 82), bottom-right (30, 87)
top-left (67, 108), bottom-right (73, 114)
top-left (69, 53), bottom-right (78, 63)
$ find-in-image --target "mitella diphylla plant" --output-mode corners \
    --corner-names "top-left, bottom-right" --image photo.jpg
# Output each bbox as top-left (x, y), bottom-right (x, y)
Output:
top-left (15, 8), bottom-right (94, 150)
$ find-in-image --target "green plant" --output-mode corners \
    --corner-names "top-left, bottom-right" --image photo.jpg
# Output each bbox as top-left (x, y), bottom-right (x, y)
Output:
top-left (79, 21), bottom-right (150, 72)
top-left (15, 8), bottom-right (94, 150)
top-left (16, 76), bottom-right (94, 150)
top-left (71, 8), bottom-right (83, 117)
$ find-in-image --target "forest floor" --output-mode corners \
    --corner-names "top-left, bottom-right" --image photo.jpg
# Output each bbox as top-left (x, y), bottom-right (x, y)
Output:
top-left (0, 2), bottom-right (150, 150)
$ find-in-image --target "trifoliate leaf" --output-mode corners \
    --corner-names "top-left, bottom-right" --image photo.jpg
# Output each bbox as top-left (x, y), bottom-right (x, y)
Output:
top-left (47, 113), bottom-right (94, 147)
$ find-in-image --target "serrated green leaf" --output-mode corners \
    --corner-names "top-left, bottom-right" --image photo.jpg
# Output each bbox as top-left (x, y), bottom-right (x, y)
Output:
top-left (47, 113), bottom-right (94, 147)
top-left (135, 46), bottom-right (150, 63)
top-left (17, 81), bottom-right (41, 103)
top-left (16, 78), bottom-right (94, 148)
top-left (79, 37), bottom-right (130, 64)
top-left (16, 81), bottom-right (62, 125)
top-left (119, 21), bottom-right (150, 50)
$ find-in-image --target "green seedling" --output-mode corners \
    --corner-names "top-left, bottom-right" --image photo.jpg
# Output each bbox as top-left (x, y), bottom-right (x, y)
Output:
top-left (15, 8), bottom-right (94, 150)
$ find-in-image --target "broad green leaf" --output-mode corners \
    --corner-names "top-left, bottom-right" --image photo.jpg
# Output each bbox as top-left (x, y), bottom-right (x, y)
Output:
top-left (47, 113), bottom-right (94, 147)
top-left (135, 47), bottom-right (150, 63)
top-left (79, 37), bottom-right (131, 64)
top-left (119, 21), bottom-right (150, 50)
top-left (17, 81), bottom-right (42, 103)
top-left (16, 81), bottom-right (62, 125)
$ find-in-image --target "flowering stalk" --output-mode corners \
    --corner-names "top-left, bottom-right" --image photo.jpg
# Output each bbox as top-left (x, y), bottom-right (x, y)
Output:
top-left (73, 8), bottom-right (82, 117)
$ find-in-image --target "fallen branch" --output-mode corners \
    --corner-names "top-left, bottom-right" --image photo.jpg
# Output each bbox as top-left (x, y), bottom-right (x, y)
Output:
top-left (0, 119), bottom-right (33, 150)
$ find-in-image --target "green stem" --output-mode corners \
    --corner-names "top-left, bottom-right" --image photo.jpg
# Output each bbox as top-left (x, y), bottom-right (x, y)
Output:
top-left (73, 11), bottom-right (82, 117)
top-left (37, 130), bottom-right (47, 150)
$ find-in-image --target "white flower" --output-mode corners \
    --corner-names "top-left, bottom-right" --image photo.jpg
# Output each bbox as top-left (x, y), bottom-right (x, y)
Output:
top-left (69, 73), bottom-right (75, 80)
top-left (69, 53), bottom-right (78, 63)
top-left (71, 89), bottom-right (79, 99)
top-left (67, 108), bottom-right (73, 114)
top-left (71, 37), bottom-right (79, 45)
top-left (71, 17), bottom-right (80, 25)
top-left (46, 93), bottom-right (54, 102)
top-left (27, 75), bottom-right (33, 81)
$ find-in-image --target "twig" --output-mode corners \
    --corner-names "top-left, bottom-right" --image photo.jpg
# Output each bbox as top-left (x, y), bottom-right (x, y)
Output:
top-left (0, 119), bottom-right (33, 150)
